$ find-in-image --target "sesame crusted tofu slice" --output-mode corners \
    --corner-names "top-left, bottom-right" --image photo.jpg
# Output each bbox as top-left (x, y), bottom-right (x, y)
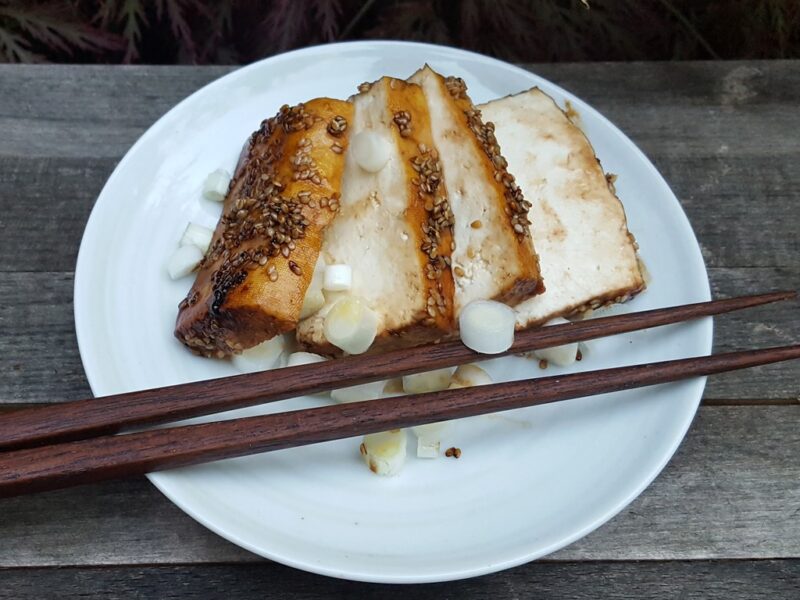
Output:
top-left (296, 77), bottom-right (457, 355)
top-left (409, 66), bottom-right (544, 313)
top-left (175, 99), bottom-right (352, 357)
top-left (478, 88), bottom-right (645, 328)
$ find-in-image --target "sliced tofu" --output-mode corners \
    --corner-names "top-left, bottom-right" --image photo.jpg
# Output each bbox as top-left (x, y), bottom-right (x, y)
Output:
top-left (409, 66), bottom-right (544, 313)
top-left (175, 99), bottom-right (353, 357)
top-left (478, 88), bottom-right (645, 327)
top-left (296, 77), bottom-right (457, 355)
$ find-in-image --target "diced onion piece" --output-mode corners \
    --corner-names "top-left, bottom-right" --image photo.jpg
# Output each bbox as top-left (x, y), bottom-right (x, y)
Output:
top-left (202, 168), bottom-right (230, 202)
top-left (231, 336), bottom-right (284, 373)
top-left (360, 429), bottom-right (406, 476)
top-left (166, 245), bottom-right (204, 280)
top-left (450, 364), bottom-right (492, 388)
top-left (351, 130), bottom-right (391, 173)
top-left (323, 295), bottom-right (378, 355)
top-left (299, 288), bottom-right (325, 319)
top-left (532, 317), bottom-right (579, 366)
top-left (458, 300), bottom-right (516, 354)
top-left (286, 351), bottom-right (326, 368)
top-left (412, 421), bottom-right (449, 459)
top-left (179, 222), bottom-right (214, 253)
top-left (323, 264), bottom-right (352, 292)
top-left (416, 437), bottom-right (440, 459)
top-left (402, 368), bottom-right (453, 394)
top-left (331, 380), bottom-right (385, 404)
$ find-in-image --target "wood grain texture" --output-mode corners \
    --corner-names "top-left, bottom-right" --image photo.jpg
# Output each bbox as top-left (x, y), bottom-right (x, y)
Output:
top-left (4, 345), bottom-right (798, 497)
top-left (1, 63), bottom-right (798, 272)
top-left (1, 560), bottom-right (799, 600)
top-left (0, 406), bottom-right (797, 567)
top-left (3, 292), bottom-right (789, 451)
top-left (0, 269), bottom-right (796, 405)
top-left (0, 61), bottom-right (798, 590)
top-left (0, 65), bottom-right (230, 159)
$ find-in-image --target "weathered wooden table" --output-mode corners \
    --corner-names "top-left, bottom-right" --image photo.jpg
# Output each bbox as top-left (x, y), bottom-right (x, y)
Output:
top-left (0, 61), bottom-right (798, 598)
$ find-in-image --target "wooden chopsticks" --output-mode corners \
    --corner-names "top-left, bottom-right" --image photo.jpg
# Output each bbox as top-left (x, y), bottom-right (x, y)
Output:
top-left (0, 291), bottom-right (794, 452)
top-left (0, 290), bottom-right (796, 498)
top-left (1, 344), bottom-right (799, 498)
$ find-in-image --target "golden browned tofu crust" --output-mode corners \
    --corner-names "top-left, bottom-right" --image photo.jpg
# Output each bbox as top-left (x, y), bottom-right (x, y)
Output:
top-left (379, 77), bottom-right (457, 347)
top-left (409, 66), bottom-right (545, 309)
top-left (296, 77), bottom-right (457, 356)
top-left (175, 98), bottom-right (353, 357)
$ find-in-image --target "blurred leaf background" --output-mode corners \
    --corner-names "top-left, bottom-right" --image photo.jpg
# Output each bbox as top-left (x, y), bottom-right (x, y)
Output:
top-left (0, 0), bottom-right (797, 64)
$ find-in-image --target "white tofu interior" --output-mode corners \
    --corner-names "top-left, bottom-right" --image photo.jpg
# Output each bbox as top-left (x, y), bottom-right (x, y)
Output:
top-left (479, 89), bottom-right (644, 326)
top-left (410, 67), bottom-right (538, 312)
top-left (298, 81), bottom-right (425, 341)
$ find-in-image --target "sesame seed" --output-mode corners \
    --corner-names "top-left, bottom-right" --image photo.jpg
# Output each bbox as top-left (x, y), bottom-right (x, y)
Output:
top-left (470, 220), bottom-right (482, 229)
top-left (327, 115), bottom-right (348, 137)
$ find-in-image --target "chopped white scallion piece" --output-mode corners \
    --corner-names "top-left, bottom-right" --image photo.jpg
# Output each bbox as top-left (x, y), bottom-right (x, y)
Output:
top-left (458, 300), bottom-right (517, 354)
top-left (412, 421), bottom-right (449, 459)
top-left (350, 130), bottom-right (391, 173)
top-left (402, 368), bottom-right (453, 394)
top-left (166, 244), bottom-right (204, 280)
top-left (286, 351), bottom-right (327, 368)
top-left (382, 378), bottom-right (405, 397)
top-left (450, 364), bottom-right (492, 388)
top-left (360, 429), bottom-right (407, 475)
top-left (179, 222), bottom-right (214, 253)
top-left (532, 317), bottom-right (579, 366)
top-left (323, 264), bottom-right (352, 292)
top-left (416, 437), bottom-right (440, 459)
top-left (330, 380), bottom-right (385, 404)
top-left (323, 295), bottom-right (378, 355)
top-left (231, 336), bottom-right (285, 373)
top-left (202, 168), bottom-right (231, 202)
top-left (299, 257), bottom-right (328, 319)
top-left (299, 288), bottom-right (325, 320)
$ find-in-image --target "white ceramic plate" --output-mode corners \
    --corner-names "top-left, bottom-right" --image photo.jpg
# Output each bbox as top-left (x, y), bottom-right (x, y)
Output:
top-left (74, 41), bottom-right (711, 583)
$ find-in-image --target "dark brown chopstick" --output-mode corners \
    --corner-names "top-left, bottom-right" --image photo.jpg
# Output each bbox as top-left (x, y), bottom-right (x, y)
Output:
top-left (1, 344), bottom-right (798, 498)
top-left (0, 290), bottom-right (795, 452)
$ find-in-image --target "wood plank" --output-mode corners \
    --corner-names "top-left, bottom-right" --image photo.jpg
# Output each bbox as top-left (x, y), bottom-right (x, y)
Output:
top-left (1, 560), bottom-right (799, 599)
top-left (0, 157), bottom-right (115, 273)
top-left (2, 62), bottom-right (798, 159)
top-left (705, 267), bottom-right (800, 401)
top-left (2, 65), bottom-right (798, 271)
top-left (650, 157), bottom-right (800, 269)
top-left (0, 272), bottom-right (91, 403)
top-left (0, 62), bottom-right (797, 572)
top-left (0, 406), bottom-right (796, 567)
top-left (2, 266), bottom-right (795, 405)
top-left (1, 154), bottom-right (795, 273)
top-left (0, 65), bottom-right (230, 159)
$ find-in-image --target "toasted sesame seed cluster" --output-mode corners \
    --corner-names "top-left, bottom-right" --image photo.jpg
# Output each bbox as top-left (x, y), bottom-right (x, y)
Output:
top-left (444, 76), bottom-right (533, 244)
top-left (175, 98), bottom-right (353, 357)
top-left (410, 146), bottom-right (455, 322)
top-left (177, 67), bottom-right (553, 359)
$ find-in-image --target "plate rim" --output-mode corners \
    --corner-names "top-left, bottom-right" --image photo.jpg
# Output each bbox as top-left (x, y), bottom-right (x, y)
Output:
top-left (74, 40), bottom-right (713, 583)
